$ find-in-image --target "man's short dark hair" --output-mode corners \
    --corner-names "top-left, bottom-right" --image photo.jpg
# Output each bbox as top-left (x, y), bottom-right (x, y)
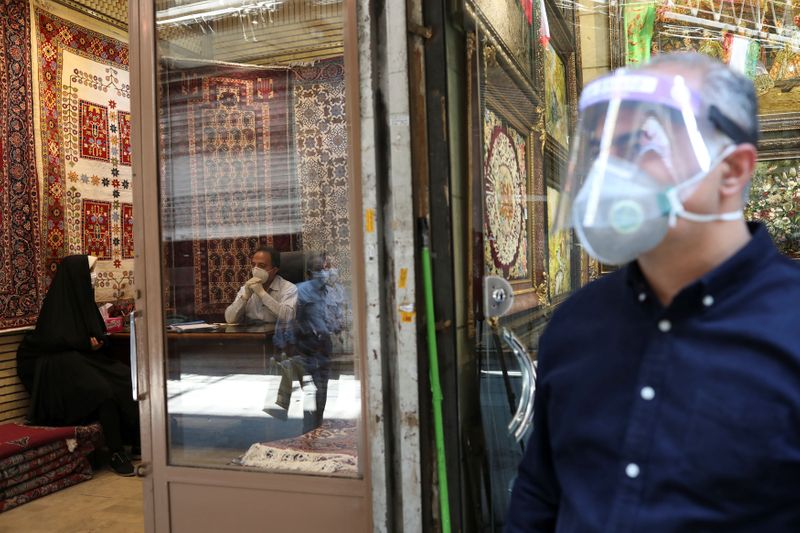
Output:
top-left (254, 246), bottom-right (280, 268)
top-left (643, 52), bottom-right (759, 148)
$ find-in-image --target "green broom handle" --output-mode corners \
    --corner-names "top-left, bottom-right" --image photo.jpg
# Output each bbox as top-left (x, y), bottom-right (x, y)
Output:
top-left (420, 218), bottom-right (451, 533)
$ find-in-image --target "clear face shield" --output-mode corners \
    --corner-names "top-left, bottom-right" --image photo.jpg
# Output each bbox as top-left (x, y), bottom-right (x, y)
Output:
top-left (554, 71), bottom-right (748, 265)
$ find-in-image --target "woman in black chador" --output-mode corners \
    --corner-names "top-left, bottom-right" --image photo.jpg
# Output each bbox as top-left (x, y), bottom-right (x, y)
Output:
top-left (16, 255), bottom-right (138, 476)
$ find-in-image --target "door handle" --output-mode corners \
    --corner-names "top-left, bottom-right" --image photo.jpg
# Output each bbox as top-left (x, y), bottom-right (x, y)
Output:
top-left (500, 327), bottom-right (537, 442)
top-left (483, 275), bottom-right (537, 442)
top-left (129, 311), bottom-right (146, 401)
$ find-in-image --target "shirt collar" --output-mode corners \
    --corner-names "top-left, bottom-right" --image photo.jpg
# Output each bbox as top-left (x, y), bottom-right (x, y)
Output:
top-left (269, 275), bottom-right (285, 292)
top-left (626, 222), bottom-right (779, 308)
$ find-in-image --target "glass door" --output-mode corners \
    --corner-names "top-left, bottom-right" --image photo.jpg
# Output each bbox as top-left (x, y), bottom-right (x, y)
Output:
top-left (463, 1), bottom-right (595, 529)
top-left (133, 1), bottom-right (369, 530)
top-left (466, 13), bottom-right (549, 527)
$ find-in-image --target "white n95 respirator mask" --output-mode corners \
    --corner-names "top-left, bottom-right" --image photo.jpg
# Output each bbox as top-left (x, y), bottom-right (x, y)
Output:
top-left (572, 149), bottom-right (739, 265)
top-left (553, 71), bottom-right (755, 265)
top-left (252, 267), bottom-right (270, 283)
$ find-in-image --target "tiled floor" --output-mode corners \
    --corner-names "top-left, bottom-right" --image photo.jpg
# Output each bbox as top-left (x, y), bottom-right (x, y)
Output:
top-left (0, 469), bottom-right (144, 532)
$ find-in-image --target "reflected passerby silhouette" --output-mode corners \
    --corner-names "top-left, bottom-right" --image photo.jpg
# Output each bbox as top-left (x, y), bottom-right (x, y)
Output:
top-left (266, 252), bottom-right (340, 432)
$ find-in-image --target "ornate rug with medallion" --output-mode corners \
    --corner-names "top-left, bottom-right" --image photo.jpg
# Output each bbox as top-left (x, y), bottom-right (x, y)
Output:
top-left (35, 10), bottom-right (132, 303)
top-left (160, 62), bottom-right (293, 318)
top-left (0, 1), bottom-right (42, 328)
top-left (482, 107), bottom-right (530, 282)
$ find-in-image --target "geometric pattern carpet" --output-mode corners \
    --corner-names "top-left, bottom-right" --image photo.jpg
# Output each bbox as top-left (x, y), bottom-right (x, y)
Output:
top-left (293, 58), bottom-right (351, 282)
top-left (35, 9), bottom-right (132, 303)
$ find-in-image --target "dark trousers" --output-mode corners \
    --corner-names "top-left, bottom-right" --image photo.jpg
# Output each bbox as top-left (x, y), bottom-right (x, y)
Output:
top-left (275, 333), bottom-right (331, 433)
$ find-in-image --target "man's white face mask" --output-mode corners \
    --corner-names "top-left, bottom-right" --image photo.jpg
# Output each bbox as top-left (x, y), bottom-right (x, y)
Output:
top-left (572, 146), bottom-right (739, 265)
top-left (327, 268), bottom-right (339, 286)
top-left (553, 71), bottom-right (755, 265)
top-left (252, 266), bottom-right (270, 283)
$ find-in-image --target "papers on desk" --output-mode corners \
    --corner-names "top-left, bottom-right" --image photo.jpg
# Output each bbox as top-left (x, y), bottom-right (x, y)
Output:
top-left (221, 323), bottom-right (275, 334)
top-left (167, 321), bottom-right (220, 332)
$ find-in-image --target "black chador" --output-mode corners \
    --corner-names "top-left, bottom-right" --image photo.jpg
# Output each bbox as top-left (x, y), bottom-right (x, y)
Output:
top-left (17, 255), bottom-right (138, 464)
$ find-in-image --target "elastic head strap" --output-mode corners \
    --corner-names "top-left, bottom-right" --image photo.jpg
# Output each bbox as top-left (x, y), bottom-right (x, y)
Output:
top-left (664, 187), bottom-right (743, 227)
top-left (708, 105), bottom-right (759, 145)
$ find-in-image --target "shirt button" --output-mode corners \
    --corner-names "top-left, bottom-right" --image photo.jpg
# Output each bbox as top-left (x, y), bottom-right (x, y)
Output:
top-left (658, 319), bottom-right (672, 333)
top-left (638, 292), bottom-right (647, 302)
top-left (625, 463), bottom-right (640, 479)
top-left (702, 295), bottom-right (714, 307)
top-left (640, 386), bottom-right (655, 400)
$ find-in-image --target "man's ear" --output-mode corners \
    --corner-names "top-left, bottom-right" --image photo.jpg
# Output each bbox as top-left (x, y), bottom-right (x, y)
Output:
top-left (720, 144), bottom-right (757, 199)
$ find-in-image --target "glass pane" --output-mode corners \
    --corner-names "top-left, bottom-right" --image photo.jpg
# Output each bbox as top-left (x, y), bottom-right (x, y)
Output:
top-left (466, 1), bottom-right (597, 524)
top-left (155, 0), bottom-right (360, 477)
top-left (470, 18), bottom-right (544, 525)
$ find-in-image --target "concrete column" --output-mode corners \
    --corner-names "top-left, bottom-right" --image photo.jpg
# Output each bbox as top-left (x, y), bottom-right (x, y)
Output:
top-left (357, 0), bottom-right (422, 531)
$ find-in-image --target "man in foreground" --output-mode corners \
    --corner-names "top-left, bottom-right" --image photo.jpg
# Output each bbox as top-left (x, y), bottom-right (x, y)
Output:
top-left (507, 52), bottom-right (800, 531)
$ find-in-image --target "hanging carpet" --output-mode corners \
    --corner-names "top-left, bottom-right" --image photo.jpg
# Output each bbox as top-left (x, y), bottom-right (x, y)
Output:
top-left (160, 61), bottom-right (293, 318)
top-left (293, 58), bottom-right (351, 282)
top-left (35, 9), bottom-right (132, 304)
top-left (0, 0), bottom-right (43, 329)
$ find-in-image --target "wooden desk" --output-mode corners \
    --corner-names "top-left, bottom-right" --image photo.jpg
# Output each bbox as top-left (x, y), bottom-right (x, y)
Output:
top-left (109, 324), bottom-right (355, 378)
top-left (110, 324), bottom-right (276, 377)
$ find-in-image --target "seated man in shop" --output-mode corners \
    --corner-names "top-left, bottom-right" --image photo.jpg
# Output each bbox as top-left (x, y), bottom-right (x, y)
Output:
top-left (224, 246), bottom-right (298, 325)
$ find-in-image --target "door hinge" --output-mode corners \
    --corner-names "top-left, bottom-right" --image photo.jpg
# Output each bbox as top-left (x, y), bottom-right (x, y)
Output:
top-left (408, 22), bottom-right (432, 39)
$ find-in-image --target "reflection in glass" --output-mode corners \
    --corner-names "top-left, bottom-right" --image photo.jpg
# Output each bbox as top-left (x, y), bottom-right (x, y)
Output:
top-left (156, 0), bottom-right (359, 477)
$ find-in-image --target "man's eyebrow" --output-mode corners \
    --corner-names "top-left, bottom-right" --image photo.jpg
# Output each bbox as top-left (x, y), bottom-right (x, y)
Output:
top-left (612, 131), bottom-right (637, 144)
top-left (589, 131), bottom-right (639, 147)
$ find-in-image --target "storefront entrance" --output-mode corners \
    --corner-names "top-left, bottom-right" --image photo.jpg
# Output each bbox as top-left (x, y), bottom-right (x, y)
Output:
top-left (130, 0), bottom-right (372, 529)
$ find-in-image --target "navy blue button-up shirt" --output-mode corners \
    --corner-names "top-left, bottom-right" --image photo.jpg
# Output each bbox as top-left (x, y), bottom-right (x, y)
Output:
top-left (507, 223), bottom-right (800, 532)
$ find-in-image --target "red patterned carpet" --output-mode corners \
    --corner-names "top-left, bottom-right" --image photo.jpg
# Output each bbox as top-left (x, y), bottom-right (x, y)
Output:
top-left (0, 0), bottom-right (42, 328)
top-left (0, 423), bottom-right (102, 513)
top-left (160, 61), bottom-right (295, 318)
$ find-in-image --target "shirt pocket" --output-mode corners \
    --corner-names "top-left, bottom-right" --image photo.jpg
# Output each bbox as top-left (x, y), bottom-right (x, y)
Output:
top-left (680, 390), bottom-right (791, 499)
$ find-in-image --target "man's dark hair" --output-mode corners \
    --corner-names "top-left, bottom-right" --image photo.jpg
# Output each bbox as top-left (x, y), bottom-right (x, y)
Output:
top-left (254, 246), bottom-right (280, 268)
top-left (641, 52), bottom-right (759, 201)
top-left (643, 52), bottom-right (759, 147)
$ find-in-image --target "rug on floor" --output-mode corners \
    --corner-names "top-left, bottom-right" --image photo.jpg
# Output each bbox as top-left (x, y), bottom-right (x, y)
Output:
top-left (239, 419), bottom-right (358, 476)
